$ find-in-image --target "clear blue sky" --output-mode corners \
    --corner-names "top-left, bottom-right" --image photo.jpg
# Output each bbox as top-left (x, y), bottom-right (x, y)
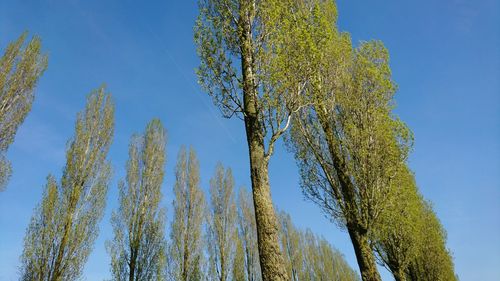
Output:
top-left (0, 0), bottom-right (498, 280)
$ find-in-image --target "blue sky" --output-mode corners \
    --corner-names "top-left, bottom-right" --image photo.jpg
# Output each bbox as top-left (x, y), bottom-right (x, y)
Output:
top-left (0, 0), bottom-right (498, 280)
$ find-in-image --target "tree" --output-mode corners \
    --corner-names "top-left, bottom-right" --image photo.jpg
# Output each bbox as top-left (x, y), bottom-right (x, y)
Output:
top-left (281, 1), bottom-right (414, 279)
top-left (236, 188), bottom-right (261, 281)
top-left (289, 40), bottom-right (412, 281)
top-left (277, 211), bottom-right (302, 281)
top-left (107, 119), bottom-right (167, 281)
top-left (168, 147), bottom-right (206, 281)
top-left (0, 32), bottom-right (48, 191)
top-left (372, 167), bottom-right (424, 281)
top-left (194, 0), bottom-right (317, 278)
top-left (406, 202), bottom-right (457, 281)
top-left (277, 210), bottom-right (360, 281)
top-left (233, 234), bottom-right (247, 281)
top-left (312, 234), bottom-right (360, 281)
top-left (207, 163), bottom-right (237, 281)
top-left (20, 86), bottom-right (114, 281)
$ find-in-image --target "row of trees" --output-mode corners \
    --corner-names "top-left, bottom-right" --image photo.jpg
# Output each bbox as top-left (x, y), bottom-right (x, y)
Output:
top-left (16, 85), bottom-right (358, 280)
top-left (194, 0), bottom-right (457, 280)
top-left (0, 32), bottom-right (357, 279)
top-left (1, 0), bottom-right (459, 278)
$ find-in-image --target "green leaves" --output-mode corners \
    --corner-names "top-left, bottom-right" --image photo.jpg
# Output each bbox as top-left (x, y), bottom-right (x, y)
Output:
top-left (276, 2), bottom-right (457, 281)
top-left (169, 147), bottom-right (206, 281)
top-left (107, 119), bottom-right (167, 281)
top-left (207, 163), bottom-right (237, 281)
top-left (20, 86), bottom-right (114, 281)
top-left (405, 202), bottom-right (457, 281)
top-left (0, 32), bottom-right (48, 191)
top-left (278, 210), bottom-right (360, 281)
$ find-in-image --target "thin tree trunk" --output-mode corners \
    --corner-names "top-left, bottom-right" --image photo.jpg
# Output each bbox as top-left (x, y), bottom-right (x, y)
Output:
top-left (221, 254), bottom-right (226, 281)
top-left (51, 220), bottom-right (70, 281)
top-left (245, 247), bottom-right (252, 281)
top-left (347, 224), bottom-right (381, 281)
top-left (129, 247), bottom-right (136, 281)
top-left (182, 201), bottom-right (191, 281)
top-left (51, 201), bottom-right (77, 281)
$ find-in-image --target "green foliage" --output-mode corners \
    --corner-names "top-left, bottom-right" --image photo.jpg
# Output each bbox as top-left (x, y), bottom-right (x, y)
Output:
top-left (194, 0), bottom-right (314, 160)
top-left (10, 3), bottom-right (458, 281)
top-left (168, 147), bottom-right (206, 281)
top-left (195, 1), bottom-right (316, 279)
top-left (406, 202), bottom-right (458, 281)
top-left (107, 119), bottom-right (167, 281)
top-left (280, 1), bottom-right (417, 280)
top-left (232, 235), bottom-right (247, 281)
top-left (277, 210), bottom-right (360, 281)
top-left (20, 86), bottom-right (114, 281)
top-left (289, 38), bottom-right (413, 229)
top-left (236, 188), bottom-right (261, 281)
top-left (278, 211), bottom-right (302, 281)
top-left (374, 184), bottom-right (458, 281)
top-left (0, 32), bottom-right (48, 191)
top-left (372, 167), bottom-right (424, 281)
top-left (207, 163), bottom-right (237, 281)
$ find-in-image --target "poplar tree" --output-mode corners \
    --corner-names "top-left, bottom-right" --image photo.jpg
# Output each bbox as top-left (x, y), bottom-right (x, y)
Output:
top-left (304, 231), bottom-right (360, 281)
top-left (168, 147), bottom-right (206, 281)
top-left (107, 119), bottom-right (167, 281)
top-left (279, 1), bottom-right (414, 280)
top-left (236, 188), bottom-right (261, 281)
top-left (0, 32), bottom-right (48, 191)
top-left (406, 202), bottom-right (457, 281)
top-left (289, 40), bottom-right (411, 281)
top-left (232, 234), bottom-right (247, 281)
top-left (207, 163), bottom-right (237, 281)
top-left (372, 167), bottom-right (424, 281)
top-left (20, 86), bottom-right (114, 281)
top-left (277, 211), bottom-right (302, 281)
top-left (277, 211), bottom-right (360, 281)
top-left (195, 1), bottom-right (313, 278)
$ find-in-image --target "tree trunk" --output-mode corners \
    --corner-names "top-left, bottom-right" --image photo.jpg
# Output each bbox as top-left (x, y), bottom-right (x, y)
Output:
top-left (221, 253), bottom-right (226, 281)
top-left (239, 1), bottom-right (288, 281)
top-left (347, 224), bottom-right (381, 281)
top-left (182, 227), bottom-right (190, 281)
top-left (51, 221), bottom-right (70, 281)
top-left (51, 200), bottom-right (77, 281)
top-left (246, 133), bottom-right (288, 281)
top-left (314, 105), bottom-right (381, 281)
top-left (129, 247), bottom-right (136, 281)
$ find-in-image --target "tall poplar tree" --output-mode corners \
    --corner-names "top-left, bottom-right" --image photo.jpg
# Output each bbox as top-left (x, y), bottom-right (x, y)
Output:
top-left (0, 32), bottom-right (48, 191)
top-left (207, 163), bottom-right (237, 281)
top-left (372, 167), bottom-right (424, 281)
top-left (278, 1), bottom-right (414, 280)
top-left (107, 119), bottom-right (167, 281)
top-left (168, 147), bottom-right (206, 281)
top-left (195, 0), bottom-right (319, 278)
top-left (406, 202), bottom-right (457, 281)
top-left (289, 40), bottom-right (411, 281)
top-left (236, 188), bottom-right (261, 281)
top-left (20, 86), bottom-right (114, 281)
